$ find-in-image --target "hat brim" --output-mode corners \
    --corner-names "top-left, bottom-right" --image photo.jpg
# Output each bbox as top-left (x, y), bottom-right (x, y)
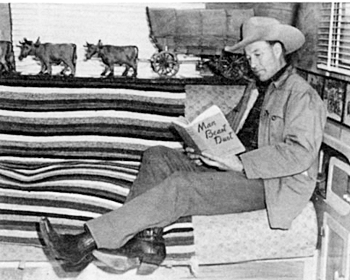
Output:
top-left (225, 25), bottom-right (305, 55)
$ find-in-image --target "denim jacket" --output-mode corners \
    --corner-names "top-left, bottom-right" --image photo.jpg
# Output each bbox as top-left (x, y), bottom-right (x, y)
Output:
top-left (226, 66), bottom-right (326, 229)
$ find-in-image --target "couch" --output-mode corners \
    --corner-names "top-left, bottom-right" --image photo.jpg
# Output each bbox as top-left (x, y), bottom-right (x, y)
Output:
top-left (0, 82), bottom-right (318, 280)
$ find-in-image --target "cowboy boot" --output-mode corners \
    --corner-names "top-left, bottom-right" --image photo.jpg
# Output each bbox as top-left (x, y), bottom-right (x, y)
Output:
top-left (39, 217), bottom-right (96, 268)
top-left (93, 227), bottom-right (166, 275)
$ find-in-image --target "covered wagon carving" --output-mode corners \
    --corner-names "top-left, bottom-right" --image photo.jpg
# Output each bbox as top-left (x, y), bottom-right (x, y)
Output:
top-left (146, 7), bottom-right (254, 81)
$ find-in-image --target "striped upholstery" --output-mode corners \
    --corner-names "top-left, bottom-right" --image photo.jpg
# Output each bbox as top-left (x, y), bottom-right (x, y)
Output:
top-left (0, 85), bottom-right (194, 266)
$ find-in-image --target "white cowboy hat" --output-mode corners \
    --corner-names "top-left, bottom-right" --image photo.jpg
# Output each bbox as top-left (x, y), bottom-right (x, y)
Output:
top-left (225, 17), bottom-right (305, 54)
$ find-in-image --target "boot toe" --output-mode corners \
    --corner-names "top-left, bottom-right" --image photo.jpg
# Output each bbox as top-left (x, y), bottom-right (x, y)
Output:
top-left (39, 217), bottom-right (93, 266)
top-left (39, 217), bottom-right (62, 260)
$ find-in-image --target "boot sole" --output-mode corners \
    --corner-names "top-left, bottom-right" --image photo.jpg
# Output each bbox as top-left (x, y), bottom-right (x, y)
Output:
top-left (93, 250), bottom-right (164, 275)
top-left (93, 250), bottom-right (140, 271)
top-left (137, 252), bottom-right (165, 275)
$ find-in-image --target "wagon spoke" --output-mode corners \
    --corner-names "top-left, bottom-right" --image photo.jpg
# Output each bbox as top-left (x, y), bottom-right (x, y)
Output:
top-left (153, 64), bottom-right (161, 72)
top-left (151, 51), bottom-right (179, 77)
top-left (160, 68), bottom-right (168, 76)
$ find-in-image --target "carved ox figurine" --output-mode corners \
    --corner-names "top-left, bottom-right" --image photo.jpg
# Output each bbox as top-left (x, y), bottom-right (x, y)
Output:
top-left (17, 38), bottom-right (77, 76)
top-left (84, 40), bottom-right (138, 78)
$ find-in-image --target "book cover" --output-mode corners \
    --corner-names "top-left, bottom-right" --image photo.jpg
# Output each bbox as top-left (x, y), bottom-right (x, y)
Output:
top-left (172, 105), bottom-right (245, 158)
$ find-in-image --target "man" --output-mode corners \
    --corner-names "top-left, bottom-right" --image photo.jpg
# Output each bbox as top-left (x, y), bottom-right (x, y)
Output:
top-left (39, 17), bottom-right (326, 275)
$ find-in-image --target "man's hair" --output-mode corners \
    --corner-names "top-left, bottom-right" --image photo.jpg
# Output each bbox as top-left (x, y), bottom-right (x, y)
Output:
top-left (267, 40), bottom-right (292, 64)
top-left (267, 41), bottom-right (286, 55)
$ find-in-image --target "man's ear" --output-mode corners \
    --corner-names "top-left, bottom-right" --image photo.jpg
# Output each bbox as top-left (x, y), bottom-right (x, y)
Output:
top-left (272, 42), bottom-right (283, 59)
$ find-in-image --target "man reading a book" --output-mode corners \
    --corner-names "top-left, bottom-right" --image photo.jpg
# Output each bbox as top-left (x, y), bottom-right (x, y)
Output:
top-left (39, 17), bottom-right (326, 274)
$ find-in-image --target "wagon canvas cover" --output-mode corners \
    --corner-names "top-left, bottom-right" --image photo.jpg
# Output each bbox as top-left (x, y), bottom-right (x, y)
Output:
top-left (147, 8), bottom-right (254, 55)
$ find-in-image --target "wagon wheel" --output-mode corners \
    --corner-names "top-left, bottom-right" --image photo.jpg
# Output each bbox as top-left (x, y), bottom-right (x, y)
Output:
top-left (218, 54), bottom-right (253, 82)
top-left (151, 51), bottom-right (180, 77)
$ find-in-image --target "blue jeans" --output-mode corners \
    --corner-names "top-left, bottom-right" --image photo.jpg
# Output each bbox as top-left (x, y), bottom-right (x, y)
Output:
top-left (86, 146), bottom-right (265, 249)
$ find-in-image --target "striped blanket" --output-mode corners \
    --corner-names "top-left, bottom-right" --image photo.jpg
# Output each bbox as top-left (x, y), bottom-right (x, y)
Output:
top-left (0, 85), bottom-right (194, 266)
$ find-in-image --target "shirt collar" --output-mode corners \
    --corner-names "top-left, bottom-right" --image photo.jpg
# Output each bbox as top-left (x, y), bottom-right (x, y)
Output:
top-left (270, 64), bottom-right (294, 89)
top-left (255, 64), bottom-right (292, 91)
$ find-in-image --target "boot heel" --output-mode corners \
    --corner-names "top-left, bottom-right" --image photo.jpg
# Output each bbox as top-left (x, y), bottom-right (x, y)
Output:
top-left (137, 253), bottom-right (165, 275)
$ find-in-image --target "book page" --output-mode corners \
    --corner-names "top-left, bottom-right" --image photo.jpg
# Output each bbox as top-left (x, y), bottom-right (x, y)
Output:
top-left (172, 116), bottom-right (189, 126)
top-left (191, 107), bottom-right (245, 157)
top-left (172, 105), bottom-right (245, 158)
top-left (171, 120), bottom-right (204, 153)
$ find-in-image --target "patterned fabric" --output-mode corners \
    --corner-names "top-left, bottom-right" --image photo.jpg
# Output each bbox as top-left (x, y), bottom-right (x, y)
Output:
top-left (193, 201), bottom-right (318, 264)
top-left (184, 85), bottom-right (245, 121)
top-left (0, 85), bottom-right (195, 265)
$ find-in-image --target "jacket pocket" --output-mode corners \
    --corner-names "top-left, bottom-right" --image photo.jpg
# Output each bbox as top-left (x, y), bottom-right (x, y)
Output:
top-left (266, 107), bottom-right (285, 143)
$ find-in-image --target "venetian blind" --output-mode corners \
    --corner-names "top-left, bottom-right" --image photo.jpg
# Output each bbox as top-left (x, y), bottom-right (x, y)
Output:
top-left (318, 2), bottom-right (350, 75)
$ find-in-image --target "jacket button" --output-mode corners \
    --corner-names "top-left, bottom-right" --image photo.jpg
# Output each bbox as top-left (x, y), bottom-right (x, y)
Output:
top-left (271, 116), bottom-right (277, 121)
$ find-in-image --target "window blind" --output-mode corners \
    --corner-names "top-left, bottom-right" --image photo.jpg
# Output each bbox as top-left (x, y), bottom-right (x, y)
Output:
top-left (318, 2), bottom-right (350, 75)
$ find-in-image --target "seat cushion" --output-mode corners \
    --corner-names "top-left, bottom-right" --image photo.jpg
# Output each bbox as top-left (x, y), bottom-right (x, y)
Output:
top-left (193, 201), bottom-right (318, 264)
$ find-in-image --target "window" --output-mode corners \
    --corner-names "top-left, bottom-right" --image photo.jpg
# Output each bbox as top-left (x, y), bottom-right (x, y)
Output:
top-left (318, 2), bottom-right (350, 76)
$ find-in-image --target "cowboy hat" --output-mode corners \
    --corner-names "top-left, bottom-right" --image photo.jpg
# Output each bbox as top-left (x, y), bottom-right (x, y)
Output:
top-left (225, 17), bottom-right (305, 54)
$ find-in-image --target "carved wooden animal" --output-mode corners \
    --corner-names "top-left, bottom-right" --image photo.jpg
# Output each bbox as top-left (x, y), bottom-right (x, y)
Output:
top-left (84, 40), bottom-right (138, 77)
top-left (18, 37), bottom-right (77, 76)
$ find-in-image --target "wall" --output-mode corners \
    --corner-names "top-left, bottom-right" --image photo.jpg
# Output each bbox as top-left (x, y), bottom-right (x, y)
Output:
top-left (0, 4), bottom-right (11, 41)
top-left (9, 3), bottom-right (206, 78)
top-left (295, 3), bottom-right (321, 72)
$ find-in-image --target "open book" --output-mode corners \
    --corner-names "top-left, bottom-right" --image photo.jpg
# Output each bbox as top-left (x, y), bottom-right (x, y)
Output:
top-left (171, 105), bottom-right (245, 158)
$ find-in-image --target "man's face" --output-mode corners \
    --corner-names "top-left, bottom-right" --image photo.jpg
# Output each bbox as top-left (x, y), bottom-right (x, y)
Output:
top-left (244, 41), bottom-right (282, 82)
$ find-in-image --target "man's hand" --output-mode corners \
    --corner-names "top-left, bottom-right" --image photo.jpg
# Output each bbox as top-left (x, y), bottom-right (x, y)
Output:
top-left (185, 147), bottom-right (203, 166)
top-left (199, 152), bottom-right (244, 172)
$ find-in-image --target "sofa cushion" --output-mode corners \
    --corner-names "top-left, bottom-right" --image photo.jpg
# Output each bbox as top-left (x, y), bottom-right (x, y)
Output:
top-left (193, 201), bottom-right (318, 264)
